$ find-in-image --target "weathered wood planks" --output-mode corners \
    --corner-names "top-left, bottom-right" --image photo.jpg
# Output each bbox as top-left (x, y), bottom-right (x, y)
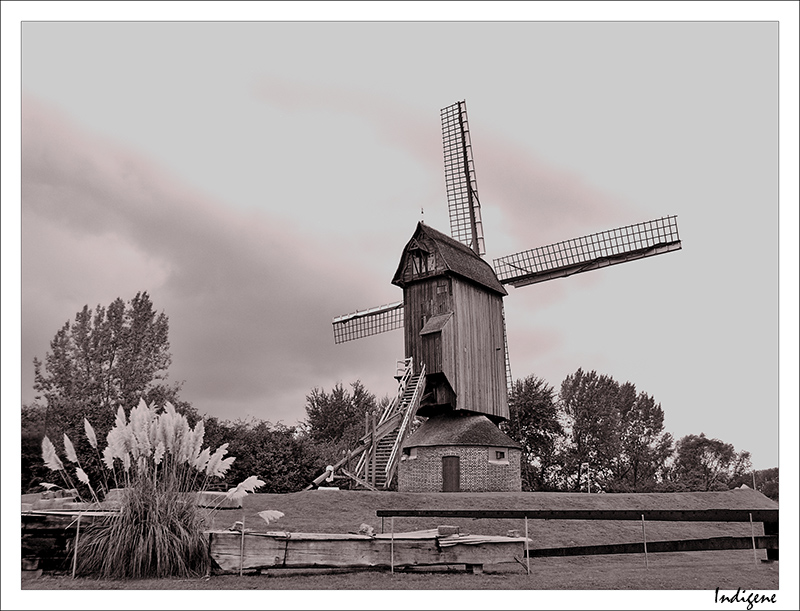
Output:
top-left (207, 529), bottom-right (527, 573)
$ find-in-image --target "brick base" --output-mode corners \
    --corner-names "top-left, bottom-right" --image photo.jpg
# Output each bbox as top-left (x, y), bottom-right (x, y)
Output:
top-left (398, 445), bottom-right (521, 492)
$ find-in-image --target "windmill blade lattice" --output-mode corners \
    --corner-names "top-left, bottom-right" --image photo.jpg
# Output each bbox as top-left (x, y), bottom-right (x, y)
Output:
top-left (441, 100), bottom-right (485, 256)
top-left (493, 216), bottom-right (682, 288)
top-left (501, 302), bottom-right (512, 395)
top-left (332, 301), bottom-right (404, 344)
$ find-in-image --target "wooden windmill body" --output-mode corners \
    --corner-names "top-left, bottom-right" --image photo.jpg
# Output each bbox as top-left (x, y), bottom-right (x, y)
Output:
top-left (313, 100), bottom-right (682, 492)
top-left (392, 222), bottom-right (508, 423)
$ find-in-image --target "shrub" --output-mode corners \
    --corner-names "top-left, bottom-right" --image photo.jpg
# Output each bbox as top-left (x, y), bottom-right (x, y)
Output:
top-left (40, 399), bottom-right (263, 578)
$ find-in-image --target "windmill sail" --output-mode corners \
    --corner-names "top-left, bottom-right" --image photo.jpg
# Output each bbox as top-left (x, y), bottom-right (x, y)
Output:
top-left (441, 100), bottom-right (485, 256)
top-left (332, 301), bottom-right (404, 344)
top-left (501, 302), bottom-right (512, 395)
top-left (494, 216), bottom-right (682, 288)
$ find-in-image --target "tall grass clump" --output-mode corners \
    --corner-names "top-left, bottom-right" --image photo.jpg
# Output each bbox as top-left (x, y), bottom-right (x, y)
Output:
top-left (41, 399), bottom-right (263, 579)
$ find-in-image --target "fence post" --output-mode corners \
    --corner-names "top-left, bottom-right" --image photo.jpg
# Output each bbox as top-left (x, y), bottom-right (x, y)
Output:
top-left (641, 514), bottom-right (648, 570)
top-left (71, 513), bottom-right (82, 579)
top-left (763, 517), bottom-right (778, 561)
top-left (524, 516), bottom-right (530, 575)
top-left (239, 515), bottom-right (245, 577)
top-left (390, 517), bottom-right (395, 574)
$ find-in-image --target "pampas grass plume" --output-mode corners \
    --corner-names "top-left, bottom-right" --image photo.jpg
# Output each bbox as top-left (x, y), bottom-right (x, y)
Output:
top-left (102, 445), bottom-right (115, 470)
top-left (205, 443), bottom-right (228, 477)
top-left (84, 418), bottom-right (98, 449)
top-left (226, 475), bottom-right (265, 501)
top-left (193, 447), bottom-right (210, 471)
top-left (63, 433), bottom-right (78, 463)
top-left (153, 442), bottom-right (165, 466)
top-left (42, 436), bottom-right (64, 471)
top-left (258, 510), bottom-right (284, 525)
top-left (76, 467), bottom-right (91, 486)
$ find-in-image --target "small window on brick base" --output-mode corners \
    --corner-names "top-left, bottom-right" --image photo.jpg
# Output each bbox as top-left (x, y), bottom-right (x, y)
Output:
top-left (488, 447), bottom-right (509, 465)
top-left (401, 447), bottom-right (418, 461)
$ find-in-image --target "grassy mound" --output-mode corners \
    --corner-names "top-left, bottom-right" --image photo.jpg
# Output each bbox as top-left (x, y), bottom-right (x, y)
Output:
top-left (206, 487), bottom-right (777, 549)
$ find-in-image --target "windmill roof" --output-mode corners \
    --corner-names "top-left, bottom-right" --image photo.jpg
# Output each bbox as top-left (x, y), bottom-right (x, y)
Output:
top-left (392, 223), bottom-right (507, 296)
top-left (404, 412), bottom-right (521, 449)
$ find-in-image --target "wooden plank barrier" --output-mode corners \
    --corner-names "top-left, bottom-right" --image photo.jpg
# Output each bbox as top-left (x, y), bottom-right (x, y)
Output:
top-left (208, 529), bottom-right (525, 573)
top-left (526, 536), bottom-right (778, 558)
top-left (375, 509), bottom-right (779, 561)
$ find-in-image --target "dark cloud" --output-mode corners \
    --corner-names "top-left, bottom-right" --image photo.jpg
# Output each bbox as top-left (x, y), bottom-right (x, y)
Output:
top-left (21, 98), bottom-right (400, 424)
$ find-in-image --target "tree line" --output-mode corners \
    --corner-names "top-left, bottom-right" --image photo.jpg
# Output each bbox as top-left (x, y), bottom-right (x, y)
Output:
top-left (503, 371), bottom-right (768, 495)
top-left (22, 293), bottom-right (778, 501)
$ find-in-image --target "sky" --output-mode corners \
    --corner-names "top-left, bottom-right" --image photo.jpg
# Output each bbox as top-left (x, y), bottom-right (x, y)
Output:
top-left (11, 15), bottom-right (789, 470)
top-left (2, 4), bottom-right (798, 610)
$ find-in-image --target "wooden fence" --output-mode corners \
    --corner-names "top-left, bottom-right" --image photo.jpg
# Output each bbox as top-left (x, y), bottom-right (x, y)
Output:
top-left (375, 508), bottom-right (779, 562)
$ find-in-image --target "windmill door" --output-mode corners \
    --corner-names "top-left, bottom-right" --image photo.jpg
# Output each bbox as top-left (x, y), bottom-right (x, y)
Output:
top-left (442, 455), bottom-right (460, 492)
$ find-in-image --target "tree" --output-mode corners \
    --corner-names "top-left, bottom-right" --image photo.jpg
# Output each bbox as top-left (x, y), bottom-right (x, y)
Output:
top-left (303, 380), bottom-right (377, 450)
top-left (756, 467), bottom-right (779, 501)
top-left (30, 292), bottom-right (191, 484)
top-left (21, 403), bottom-right (49, 492)
top-left (674, 433), bottom-right (737, 491)
top-left (203, 417), bottom-right (321, 493)
top-left (503, 374), bottom-right (564, 491)
top-left (613, 386), bottom-right (674, 491)
top-left (558, 369), bottom-right (622, 491)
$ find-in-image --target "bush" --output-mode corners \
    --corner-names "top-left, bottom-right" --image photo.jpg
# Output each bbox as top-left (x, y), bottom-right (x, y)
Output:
top-left (41, 400), bottom-right (263, 578)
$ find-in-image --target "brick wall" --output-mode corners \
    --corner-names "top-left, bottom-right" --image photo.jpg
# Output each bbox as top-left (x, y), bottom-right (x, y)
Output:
top-left (397, 445), bottom-right (521, 492)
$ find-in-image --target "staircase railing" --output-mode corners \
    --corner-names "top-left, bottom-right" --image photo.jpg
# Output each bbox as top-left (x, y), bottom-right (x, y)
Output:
top-left (305, 358), bottom-right (421, 490)
top-left (379, 358), bottom-right (414, 425)
top-left (355, 358), bottom-right (415, 480)
top-left (384, 362), bottom-right (426, 486)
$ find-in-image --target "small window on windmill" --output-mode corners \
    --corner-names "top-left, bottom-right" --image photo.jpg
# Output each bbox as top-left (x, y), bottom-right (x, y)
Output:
top-left (410, 247), bottom-right (435, 276)
top-left (488, 447), bottom-right (509, 465)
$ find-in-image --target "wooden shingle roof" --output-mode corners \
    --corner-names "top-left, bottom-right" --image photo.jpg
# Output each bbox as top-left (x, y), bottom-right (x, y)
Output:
top-left (404, 412), bottom-right (521, 449)
top-left (391, 223), bottom-right (507, 296)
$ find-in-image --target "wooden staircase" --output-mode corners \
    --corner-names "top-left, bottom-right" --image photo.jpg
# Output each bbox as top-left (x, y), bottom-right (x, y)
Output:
top-left (307, 360), bottom-right (426, 491)
top-left (364, 429), bottom-right (400, 489)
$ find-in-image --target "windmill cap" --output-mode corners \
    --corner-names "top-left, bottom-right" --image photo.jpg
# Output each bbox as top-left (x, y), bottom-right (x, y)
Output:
top-left (391, 222), bottom-right (507, 296)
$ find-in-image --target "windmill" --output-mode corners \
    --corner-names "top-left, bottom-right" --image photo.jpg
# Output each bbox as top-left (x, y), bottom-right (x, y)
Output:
top-left (308, 100), bottom-right (682, 492)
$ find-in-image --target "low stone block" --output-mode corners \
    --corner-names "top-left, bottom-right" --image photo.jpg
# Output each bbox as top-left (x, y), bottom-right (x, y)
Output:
top-left (195, 491), bottom-right (241, 509)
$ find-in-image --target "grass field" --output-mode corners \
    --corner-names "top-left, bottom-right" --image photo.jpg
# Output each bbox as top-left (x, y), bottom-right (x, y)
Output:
top-left (21, 488), bottom-right (780, 595)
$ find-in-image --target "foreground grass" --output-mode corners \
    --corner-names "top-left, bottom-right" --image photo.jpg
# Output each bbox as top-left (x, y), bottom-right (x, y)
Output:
top-left (22, 488), bottom-right (779, 594)
top-left (24, 551), bottom-right (778, 590)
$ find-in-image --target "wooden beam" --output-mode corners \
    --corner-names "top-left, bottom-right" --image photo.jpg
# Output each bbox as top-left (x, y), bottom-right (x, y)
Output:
top-left (526, 535), bottom-right (778, 558)
top-left (375, 508), bottom-right (778, 523)
top-left (209, 531), bottom-right (523, 572)
top-left (341, 469), bottom-right (379, 492)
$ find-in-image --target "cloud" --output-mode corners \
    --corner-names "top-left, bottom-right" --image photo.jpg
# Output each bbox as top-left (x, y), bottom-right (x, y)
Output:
top-left (20, 88), bottom-right (647, 426)
top-left (253, 75), bottom-right (637, 257)
top-left (477, 137), bottom-right (636, 250)
top-left (21, 98), bottom-right (400, 423)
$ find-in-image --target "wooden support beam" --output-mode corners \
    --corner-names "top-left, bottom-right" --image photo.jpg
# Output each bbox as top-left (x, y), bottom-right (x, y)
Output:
top-left (341, 469), bottom-right (379, 492)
